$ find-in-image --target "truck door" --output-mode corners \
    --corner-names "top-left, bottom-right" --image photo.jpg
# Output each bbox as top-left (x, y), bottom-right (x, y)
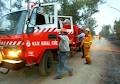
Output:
top-left (23, 3), bottom-right (58, 64)
top-left (58, 16), bottom-right (74, 44)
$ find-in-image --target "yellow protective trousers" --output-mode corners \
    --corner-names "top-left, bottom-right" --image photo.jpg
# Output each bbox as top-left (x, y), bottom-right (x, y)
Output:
top-left (83, 43), bottom-right (91, 64)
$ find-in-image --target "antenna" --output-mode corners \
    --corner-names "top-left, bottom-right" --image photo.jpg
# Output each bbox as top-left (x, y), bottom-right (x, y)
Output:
top-left (38, 0), bottom-right (40, 3)
top-left (27, 0), bottom-right (30, 10)
top-left (10, 0), bottom-right (12, 12)
top-left (37, 0), bottom-right (41, 7)
top-left (26, 0), bottom-right (31, 24)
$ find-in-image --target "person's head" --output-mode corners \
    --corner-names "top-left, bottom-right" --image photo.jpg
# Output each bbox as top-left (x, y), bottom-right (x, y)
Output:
top-left (64, 19), bottom-right (70, 24)
top-left (37, 7), bottom-right (44, 15)
top-left (85, 28), bottom-right (90, 35)
top-left (80, 28), bottom-right (85, 33)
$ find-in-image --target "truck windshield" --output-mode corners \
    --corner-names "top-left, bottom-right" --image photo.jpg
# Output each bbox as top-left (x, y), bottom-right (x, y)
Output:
top-left (0, 10), bottom-right (27, 35)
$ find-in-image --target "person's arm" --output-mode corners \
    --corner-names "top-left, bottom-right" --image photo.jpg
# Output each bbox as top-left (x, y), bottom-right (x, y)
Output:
top-left (89, 35), bottom-right (92, 45)
top-left (58, 35), bottom-right (66, 42)
top-left (76, 33), bottom-right (83, 38)
top-left (76, 35), bottom-right (80, 38)
top-left (80, 36), bottom-right (85, 47)
top-left (80, 39), bottom-right (84, 48)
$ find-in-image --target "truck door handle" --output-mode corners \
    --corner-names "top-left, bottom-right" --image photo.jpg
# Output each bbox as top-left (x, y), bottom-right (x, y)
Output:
top-left (48, 34), bottom-right (57, 40)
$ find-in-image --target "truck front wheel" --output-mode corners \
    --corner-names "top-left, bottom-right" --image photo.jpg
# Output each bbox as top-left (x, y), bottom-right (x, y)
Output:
top-left (38, 51), bottom-right (53, 76)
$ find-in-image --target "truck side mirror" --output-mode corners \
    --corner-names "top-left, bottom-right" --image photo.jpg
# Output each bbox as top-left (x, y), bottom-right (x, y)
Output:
top-left (26, 18), bottom-right (30, 25)
top-left (26, 27), bottom-right (34, 34)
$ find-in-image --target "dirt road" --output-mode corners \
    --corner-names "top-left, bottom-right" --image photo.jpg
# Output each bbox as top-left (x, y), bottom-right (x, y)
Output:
top-left (0, 38), bottom-right (120, 84)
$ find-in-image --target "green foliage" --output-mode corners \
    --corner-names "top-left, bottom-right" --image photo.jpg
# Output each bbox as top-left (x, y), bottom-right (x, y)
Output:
top-left (42, 0), bottom-right (102, 23)
top-left (12, 0), bottom-right (23, 9)
top-left (0, 0), bottom-right (4, 10)
top-left (100, 25), bottom-right (111, 38)
top-left (0, 0), bottom-right (103, 35)
top-left (43, 0), bottom-right (102, 35)
top-left (0, 0), bottom-right (6, 15)
top-left (114, 19), bottom-right (120, 39)
top-left (85, 17), bottom-right (97, 35)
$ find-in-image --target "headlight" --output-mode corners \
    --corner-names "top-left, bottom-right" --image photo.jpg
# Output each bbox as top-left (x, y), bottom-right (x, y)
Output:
top-left (1, 46), bottom-right (23, 60)
top-left (7, 50), bottom-right (22, 58)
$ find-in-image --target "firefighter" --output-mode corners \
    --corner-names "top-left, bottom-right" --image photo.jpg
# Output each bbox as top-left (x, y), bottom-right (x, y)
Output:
top-left (54, 28), bottom-right (73, 79)
top-left (99, 34), bottom-right (101, 40)
top-left (63, 19), bottom-right (71, 29)
top-left (77, 28), bottom-right (85, 57)
top-left (80, 28), bottom-right (92, 64)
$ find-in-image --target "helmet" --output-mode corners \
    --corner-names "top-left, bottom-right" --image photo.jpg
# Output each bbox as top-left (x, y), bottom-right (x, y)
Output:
top-left (85, 28), bottom-right (90, 31)
top-left (37, 7), bottom-right (44, 14)
top-left (64, 19), bottom-right (70, 24)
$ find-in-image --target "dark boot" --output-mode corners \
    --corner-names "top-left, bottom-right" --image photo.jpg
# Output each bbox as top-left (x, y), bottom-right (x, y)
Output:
top-left (85, 56), bottom-right (91, 64)
top-left (54, 75), bottom-right (63, 80)
top-left (82, 55), bottom-right (85, 58)
top-left (68, 69), bottom-right (73, 76)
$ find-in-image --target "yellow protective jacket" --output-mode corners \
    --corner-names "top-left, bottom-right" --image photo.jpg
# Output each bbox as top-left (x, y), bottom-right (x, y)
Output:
top-left (83, 34), bottom-right (92, 47)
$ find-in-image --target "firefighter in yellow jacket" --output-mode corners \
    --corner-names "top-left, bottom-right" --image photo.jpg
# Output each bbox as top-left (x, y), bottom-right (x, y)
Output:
top-left (80, 28), bottom-right (92, 64)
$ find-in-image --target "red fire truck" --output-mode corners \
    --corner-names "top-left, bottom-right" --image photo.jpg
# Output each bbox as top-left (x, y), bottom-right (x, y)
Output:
top-left (0, 3), bottom-right (81, 75)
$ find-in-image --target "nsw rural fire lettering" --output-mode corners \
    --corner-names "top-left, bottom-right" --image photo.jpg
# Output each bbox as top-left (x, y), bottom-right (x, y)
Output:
top-left (31, 41), bottom-right (58, 46)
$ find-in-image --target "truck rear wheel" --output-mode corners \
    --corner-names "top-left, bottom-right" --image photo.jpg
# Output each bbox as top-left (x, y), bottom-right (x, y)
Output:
top-left (38, 51), bottom-right (53, 76)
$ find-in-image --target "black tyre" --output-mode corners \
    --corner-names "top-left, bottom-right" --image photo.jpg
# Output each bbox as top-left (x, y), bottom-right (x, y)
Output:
top-left (38, 51), bottom-right (53, 76)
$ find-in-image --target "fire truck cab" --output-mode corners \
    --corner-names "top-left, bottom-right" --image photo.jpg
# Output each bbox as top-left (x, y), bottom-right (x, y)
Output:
top-left (0, 3), bottom-right (81, 75)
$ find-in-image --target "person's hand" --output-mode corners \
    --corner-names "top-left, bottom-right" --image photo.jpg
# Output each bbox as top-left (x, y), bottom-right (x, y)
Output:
top-left (80, 45), bottom-right (82, 48)
top-left (75, 36), bottom-right (78, 38)
top-left (58, 29), bottom-right (62, 35)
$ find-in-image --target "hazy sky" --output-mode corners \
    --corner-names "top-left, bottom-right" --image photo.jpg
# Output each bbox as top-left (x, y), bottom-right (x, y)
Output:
top-left (92, 0), bottom-right (120, 34)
